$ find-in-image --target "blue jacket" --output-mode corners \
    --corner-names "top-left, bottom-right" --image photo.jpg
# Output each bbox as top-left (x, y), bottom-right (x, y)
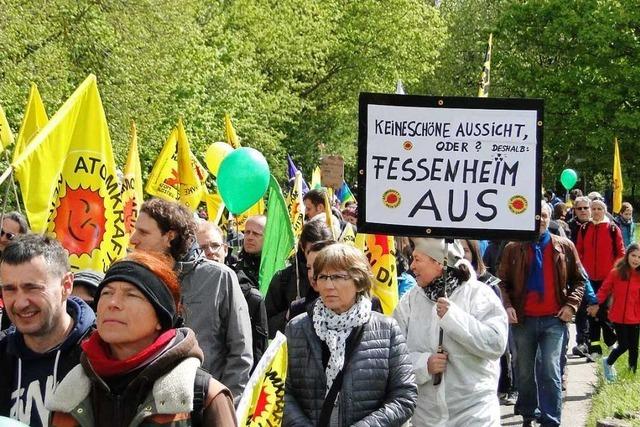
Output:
top-left (0, 297), bottom-right (95, 427)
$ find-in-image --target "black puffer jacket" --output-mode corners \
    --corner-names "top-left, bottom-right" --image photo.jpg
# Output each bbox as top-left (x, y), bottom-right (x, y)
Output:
top-left (284, 310), bottom-right (417, 426)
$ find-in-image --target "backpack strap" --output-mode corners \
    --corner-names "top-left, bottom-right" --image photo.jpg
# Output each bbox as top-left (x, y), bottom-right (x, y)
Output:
top-left (191, 367), bottom-right (210, 427)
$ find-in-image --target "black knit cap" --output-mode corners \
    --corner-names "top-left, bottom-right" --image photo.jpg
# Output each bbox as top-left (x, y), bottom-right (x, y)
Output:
top-left (95, 260), bottom-right (178, 330)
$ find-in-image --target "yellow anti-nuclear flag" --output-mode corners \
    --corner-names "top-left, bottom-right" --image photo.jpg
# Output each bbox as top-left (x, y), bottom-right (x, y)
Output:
top-left (235, 199), bottom-right (266, 232)
top-left (613, 137), bottom-right (623, 214)
top-left (145, 121), bottom-right (208, 209)
top-left (14, 83), bottom-right (48, 163)
top-left (0, 104), bottom-right (14, 150)
top-left (236, 332), bottom-right (287, 426)
top-left (286, 171), bottom-right (305, 243)
top-left (339, 222), bottom-right (356, 246)
top-left (204, 189), bottom-right (226, 225)
top-left (365, 234), bottom-right (398, 315)
top-left (224, 113), bottom-right (241, 149)
top-left (176, 119), bottom-right (204, 211)
top-left (122, 121), bottom-right (144, 243)
top-left (13, 74), bottom-right (126, 272)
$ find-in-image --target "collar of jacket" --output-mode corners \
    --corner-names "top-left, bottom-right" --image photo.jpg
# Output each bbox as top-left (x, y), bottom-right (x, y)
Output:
top-left (591, 216), bottom-right (611, 225)
top-left (46, 356), bottom-right (201, 415)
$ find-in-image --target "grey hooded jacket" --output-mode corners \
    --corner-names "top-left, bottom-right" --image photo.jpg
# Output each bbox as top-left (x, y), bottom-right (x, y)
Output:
top-left (284, 310), bottom-right (417, 426)
top-left (176, 247), bottom-right (253, 401)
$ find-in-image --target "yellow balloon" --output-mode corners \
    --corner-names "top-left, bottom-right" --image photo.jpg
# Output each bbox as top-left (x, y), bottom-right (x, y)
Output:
top-left (205, 141), bottom-right (234, 176)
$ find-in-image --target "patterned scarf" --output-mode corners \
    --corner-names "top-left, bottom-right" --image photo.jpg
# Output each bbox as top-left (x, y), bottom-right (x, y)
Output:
top-left (423, 271), bottom-right (464, 302)
top-left (313, 295), bottom-right (372, 392)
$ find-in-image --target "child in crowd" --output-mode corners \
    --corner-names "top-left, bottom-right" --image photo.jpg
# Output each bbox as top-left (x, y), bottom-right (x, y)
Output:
top-left (589, 243), bottom-right (640, 381)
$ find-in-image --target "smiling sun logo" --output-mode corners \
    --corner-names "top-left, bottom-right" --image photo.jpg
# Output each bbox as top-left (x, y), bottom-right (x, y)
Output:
top-left (53, 185), bottom-right (107, 256)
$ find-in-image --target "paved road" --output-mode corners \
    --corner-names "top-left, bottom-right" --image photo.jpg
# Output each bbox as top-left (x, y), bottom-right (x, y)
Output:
top-left (500, 325), bottom-right (597, 426)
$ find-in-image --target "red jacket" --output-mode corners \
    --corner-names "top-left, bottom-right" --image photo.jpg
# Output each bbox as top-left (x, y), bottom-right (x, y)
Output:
top-left (597, 268), bottom-right (640, 324)
top-left (576, 220), bottom-right (625, 281)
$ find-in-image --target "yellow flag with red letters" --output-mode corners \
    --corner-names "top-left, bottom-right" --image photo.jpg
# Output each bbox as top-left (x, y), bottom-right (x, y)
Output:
top-left (145, 120), bottom-right (208, 211)
top-left (122, 121), bottom-right (144, 243)
top-left (176, 119), bottom-right (204, 211)
top-left (13, 74), bottom-right (126, 272)
top-left (365, 234), bottom-right (398, 315)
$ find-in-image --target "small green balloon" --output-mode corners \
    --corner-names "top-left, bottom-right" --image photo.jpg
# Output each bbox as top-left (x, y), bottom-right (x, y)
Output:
top-left (217, 147), bottom-right (270, 214)
top-left (560, 168), bottom-right (578, 190)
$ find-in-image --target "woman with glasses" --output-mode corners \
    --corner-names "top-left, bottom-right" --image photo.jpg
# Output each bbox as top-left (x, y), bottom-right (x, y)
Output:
top-left (284, 243), bottom-right (417, 426)
top-left (393, 238), bottom-right (508, 426)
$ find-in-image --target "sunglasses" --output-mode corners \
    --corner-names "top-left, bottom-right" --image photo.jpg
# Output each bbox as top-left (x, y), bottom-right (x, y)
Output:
top-left (575, 207), bottom-right (590, 211)
top-left (0, 229), bottom-right (16, 240)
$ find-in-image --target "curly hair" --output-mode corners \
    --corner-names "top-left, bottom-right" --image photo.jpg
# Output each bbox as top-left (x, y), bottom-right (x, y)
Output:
top-left (140, 198), bottom-right (196, 260)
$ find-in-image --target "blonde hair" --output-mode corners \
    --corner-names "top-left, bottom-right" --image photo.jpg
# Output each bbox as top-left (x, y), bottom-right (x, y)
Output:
top-left (313, 243), bottom-right (373, 296)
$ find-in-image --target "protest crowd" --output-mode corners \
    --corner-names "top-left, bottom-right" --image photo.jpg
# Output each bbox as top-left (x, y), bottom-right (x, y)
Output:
top-left (0, 74), bottom-right (635, 427)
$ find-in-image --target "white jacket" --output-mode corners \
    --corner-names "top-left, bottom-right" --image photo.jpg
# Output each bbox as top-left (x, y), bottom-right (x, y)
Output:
top-left (393, 266), bottom-right (508, 426)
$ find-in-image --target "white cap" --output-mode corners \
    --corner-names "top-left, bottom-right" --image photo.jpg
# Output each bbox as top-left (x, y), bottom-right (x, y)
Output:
top-left (410, 238), bottom-right (463, 267)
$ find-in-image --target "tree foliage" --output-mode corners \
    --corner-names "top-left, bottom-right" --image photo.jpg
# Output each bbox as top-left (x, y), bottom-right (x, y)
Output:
top-left (0, 0), bottom-right (446, 186)
top-left (1, 0), bottom-right (638, 197)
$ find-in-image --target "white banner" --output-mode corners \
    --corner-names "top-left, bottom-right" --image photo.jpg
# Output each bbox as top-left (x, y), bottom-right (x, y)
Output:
top-left (359, 94), bottom-right (543, 240)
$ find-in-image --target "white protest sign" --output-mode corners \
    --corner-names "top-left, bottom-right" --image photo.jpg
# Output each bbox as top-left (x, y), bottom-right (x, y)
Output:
top-left (357, 94), bottom-right (543, 240)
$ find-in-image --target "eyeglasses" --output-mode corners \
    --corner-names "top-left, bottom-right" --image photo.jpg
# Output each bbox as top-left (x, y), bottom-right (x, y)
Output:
top-left (200, 242), bottom-right (225, 252)
top-left (316, 273), bottom-right (351, 284)
top-left (0, 229), bottom-right (15, 240)
top-left (575, 207), bottom-right (590, 211)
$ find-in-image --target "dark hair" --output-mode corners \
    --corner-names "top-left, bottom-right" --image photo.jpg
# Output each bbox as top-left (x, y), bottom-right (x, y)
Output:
top-left (620, 202), bottom-right (633, 216)
top-left (307, 239), bottom-right (336, 254)
top-left (616, 242), bottom-right (640, 280)
top-left (300, 220), bottom-right (333, 248)
top-left (1, 211), bottom-right (29, 234)
top-left (570, 189), bottom-right (583, 201)
top-left (1, 234), bottom-right (69, 278)
top-left (302, 188), bottom-right (327, 206)
top-left (450, 263), bottom-right (472, 282)
top-left (140, 198), bottom-right (196, 260)
top-left (553, 203), bottom-right (567, 220)
top-left (463, 239), bottom-right (486, 275)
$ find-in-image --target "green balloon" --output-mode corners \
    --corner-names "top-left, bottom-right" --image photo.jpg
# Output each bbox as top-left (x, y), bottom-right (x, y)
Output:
top-left (217, 147), bottom-right (270, 214)
top-left (560, 168), bottom-right (578, 190)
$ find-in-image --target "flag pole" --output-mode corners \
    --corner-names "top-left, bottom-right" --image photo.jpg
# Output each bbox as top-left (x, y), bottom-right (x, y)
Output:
top-left (0, 165), bottom-right (13, 188)
top-left (2, 150), bottom-right (22, 213)
top-left (433, 237), bottom-right (453, 387)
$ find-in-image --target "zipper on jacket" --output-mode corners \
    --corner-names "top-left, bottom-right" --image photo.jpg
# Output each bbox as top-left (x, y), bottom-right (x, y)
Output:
top-left (623, 277), bottom-right (631, 323)
top-left (593, 225), bottom-right (599, 279)
top-left (113, 393), bottom-right (123, 426)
